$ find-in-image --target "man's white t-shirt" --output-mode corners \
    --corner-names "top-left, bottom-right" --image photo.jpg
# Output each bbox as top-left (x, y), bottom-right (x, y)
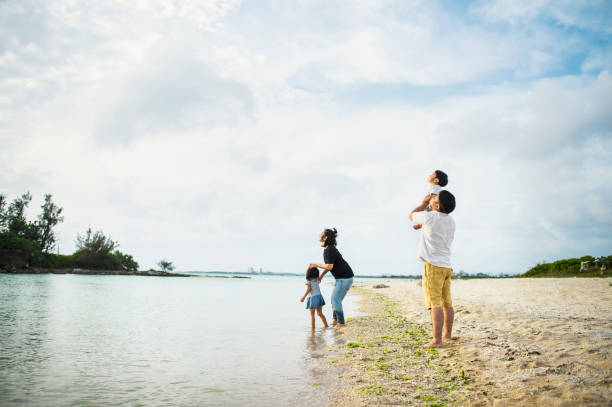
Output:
top-left (411, 211), bottom-right (455, 269)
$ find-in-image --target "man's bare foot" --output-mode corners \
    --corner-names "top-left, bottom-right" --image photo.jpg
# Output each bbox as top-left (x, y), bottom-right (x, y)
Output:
top-left (422, 340), bottom-right (443, 349)
top-left (332, 320), bottom-right (338, 326)
top-left (335, 323), bottom-right (345, 328)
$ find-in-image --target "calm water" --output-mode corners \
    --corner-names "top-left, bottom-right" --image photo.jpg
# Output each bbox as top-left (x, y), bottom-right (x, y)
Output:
top-left (0, 274), bottom-right (360, 406)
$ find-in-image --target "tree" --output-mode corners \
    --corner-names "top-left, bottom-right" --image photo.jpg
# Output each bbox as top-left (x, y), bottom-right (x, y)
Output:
top-left (113, 250), bottom-right (139, 271)
top-left (74, 228), bottom-right (119, 269)
top-left (1, 192), bottom-right (64, 269)
top-left (157, 259), bottom-right (175, 273)
top-left (6, 192), bottom-right (33, 237)
top-left (75, 227), bottom-right (118, 255)
top-left (0, 194), bottom-right (7, 231)
top-left (36, 194), bottom-right (64, 253)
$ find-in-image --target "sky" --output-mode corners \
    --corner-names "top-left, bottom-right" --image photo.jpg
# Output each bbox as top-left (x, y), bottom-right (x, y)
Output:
top-left (1, 0), bottom-right (611, 275)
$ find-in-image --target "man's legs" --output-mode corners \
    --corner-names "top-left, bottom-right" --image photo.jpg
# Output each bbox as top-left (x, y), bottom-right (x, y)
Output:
top-left (428, 307), bottom-right (444, 346)
top-left (443, 306), bottom-right (454, 340)
top-left (441, 269), bottom-right (454, 340)
top-left (423, 263), bottom-right (453, 348)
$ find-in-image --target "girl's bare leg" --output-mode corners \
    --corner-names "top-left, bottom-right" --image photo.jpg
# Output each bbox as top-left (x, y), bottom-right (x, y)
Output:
top-left (316, 307), bottom-right (328, 328)
top-left (309, 308), bottom-right (316, 329)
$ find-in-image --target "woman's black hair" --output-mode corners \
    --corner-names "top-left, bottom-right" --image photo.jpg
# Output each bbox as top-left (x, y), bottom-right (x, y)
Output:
top-left (438, 190), bottom-right (456, 214)
top-left (306, 266), bottom-right (319, 280)
top-left (435, 170), bottom-right (448, 187)
top-left (322, 228), bottom-right (338, 247)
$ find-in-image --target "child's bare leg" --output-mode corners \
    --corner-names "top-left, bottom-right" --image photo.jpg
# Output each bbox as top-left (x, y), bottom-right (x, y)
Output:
top-left (309, 308), bottom-right (316, 329)
top-left (316, 307), bottom-right (328, 328)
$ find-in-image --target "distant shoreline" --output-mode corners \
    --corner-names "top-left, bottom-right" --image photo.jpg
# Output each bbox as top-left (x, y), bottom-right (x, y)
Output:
top-left (1, 268), bottom-right (191, 277)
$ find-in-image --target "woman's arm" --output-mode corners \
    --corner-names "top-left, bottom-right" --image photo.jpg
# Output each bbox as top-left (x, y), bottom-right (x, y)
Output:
top-left (310, 263), bottom-right (334, 271)
top-left (310, 263), bottom-right (334, 282)
top-left (300, 284), bottom-right (311, 302)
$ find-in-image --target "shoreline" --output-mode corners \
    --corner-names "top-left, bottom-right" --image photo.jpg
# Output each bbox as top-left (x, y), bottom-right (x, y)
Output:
top-left (0, 268), bottom-right (191, 277)
top-left (330, 278), bottom-right (612, 406)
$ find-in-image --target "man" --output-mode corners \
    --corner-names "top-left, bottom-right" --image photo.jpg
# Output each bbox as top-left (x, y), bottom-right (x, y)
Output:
top-left (409, 191), bottom-right (456, 348)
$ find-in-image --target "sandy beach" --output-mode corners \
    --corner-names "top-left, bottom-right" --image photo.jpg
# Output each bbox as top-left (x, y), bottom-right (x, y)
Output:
top-left (329, 278), bottom-right (612, 406)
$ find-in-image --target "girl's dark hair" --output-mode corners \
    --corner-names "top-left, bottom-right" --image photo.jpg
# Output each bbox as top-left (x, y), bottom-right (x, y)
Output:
top-left (322, 228), bottom-right (338, 247)
top-left (306, 266), bottom-right (319, 280)
top-left (435, 170), bottom-right (448, 187)
top-left (438, 190), bottom-right (456, 214)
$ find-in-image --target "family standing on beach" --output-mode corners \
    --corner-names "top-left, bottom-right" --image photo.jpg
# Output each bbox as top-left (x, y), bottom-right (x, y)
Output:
top-left (301, 170), bottom-right (456, 349)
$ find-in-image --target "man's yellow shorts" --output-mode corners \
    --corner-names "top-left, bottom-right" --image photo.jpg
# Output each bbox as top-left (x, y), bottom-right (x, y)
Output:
top-left (423, 262), bottom-right (452, 309)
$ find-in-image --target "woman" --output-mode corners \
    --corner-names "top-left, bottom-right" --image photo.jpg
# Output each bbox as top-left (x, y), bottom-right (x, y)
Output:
top-left (309, 228), bottom-right (354, 327)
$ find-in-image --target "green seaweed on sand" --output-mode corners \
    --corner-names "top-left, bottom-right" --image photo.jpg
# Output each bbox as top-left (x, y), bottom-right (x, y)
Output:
top-left (356, 384), bottom-right (386, 395)
top-left (202, 386), bottom-right (225, 393)
top-left (346, 342), bottom-right (363, 348)
top-left (329, 287), bottom-right (472, 406)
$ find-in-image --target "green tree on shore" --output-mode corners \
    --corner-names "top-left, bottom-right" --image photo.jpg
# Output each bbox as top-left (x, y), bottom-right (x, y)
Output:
top-left (522, 255), bottom-right (611, 277)
top-left (0, 195), bottom-right (7, 230)
top-left (5, 192), bottom-right (38, 240)
top-left (0, 192), bottom-right (65, 253)
top-left (76, 227), bottom-right (118, 255)
top-left (1, 192), bottom-right (138, 271)
top-left (36, 194), bottom-right (64, 253)
top-left (74, 228), bottom-right (139, 271)
top-left (157, 260), bottom-right (175, 273)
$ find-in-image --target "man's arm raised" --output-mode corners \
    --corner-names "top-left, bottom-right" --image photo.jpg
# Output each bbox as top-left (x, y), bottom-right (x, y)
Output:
top-left (409, 194), bottom-right (433, 222)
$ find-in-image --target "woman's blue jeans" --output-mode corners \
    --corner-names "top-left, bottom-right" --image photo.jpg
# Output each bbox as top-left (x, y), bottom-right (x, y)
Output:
top-left (331, 277), bottom-right (353, 324)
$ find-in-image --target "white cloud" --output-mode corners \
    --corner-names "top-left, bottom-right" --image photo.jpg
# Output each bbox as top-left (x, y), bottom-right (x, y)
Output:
top-left (472, 0), bottom-right (612, 34)
top-left (1, 0), bottom-right (611, 274)
top-left (91, 46), bottom-right (254, 145)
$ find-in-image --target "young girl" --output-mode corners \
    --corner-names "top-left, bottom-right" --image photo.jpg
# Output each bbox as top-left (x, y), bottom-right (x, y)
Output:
top-left (300, 266), bottom-right (329, 329)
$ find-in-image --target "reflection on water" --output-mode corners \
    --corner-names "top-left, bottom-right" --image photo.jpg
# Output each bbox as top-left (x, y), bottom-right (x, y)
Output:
top-left (0, 274), bottom-right (360, 406)
top-left (306, 328), bottom-right (346, 358)
top-left (289, 328), bottom-right (348, 407)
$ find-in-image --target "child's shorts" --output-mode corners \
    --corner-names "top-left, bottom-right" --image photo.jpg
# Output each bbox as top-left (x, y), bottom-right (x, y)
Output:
top-left (306, 294), bottom-right (325, 309)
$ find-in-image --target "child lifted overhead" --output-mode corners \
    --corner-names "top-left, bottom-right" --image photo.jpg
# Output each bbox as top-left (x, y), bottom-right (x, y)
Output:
top-left (414, 170), bottom-right (448, 230)
top-left (300, 266), bottom-right (329, 329)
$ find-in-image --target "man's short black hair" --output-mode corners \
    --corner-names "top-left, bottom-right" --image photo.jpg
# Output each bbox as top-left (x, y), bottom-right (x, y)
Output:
top-left (435, 170), bottom-right (448, 187)
top-left (438, 190), bottom-right (455, 214)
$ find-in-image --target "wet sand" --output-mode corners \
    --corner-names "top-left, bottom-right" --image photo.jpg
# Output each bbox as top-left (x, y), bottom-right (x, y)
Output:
top-left (338, 278), bottom-right (612, 406)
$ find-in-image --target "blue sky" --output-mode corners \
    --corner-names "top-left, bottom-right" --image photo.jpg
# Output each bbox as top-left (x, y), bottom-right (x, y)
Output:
top-left (1, 0), bottom-right (611, 274)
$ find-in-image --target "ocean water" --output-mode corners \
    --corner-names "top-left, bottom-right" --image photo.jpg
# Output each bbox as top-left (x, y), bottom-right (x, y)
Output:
top-left (0, 273), bottom-right (360, 406)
